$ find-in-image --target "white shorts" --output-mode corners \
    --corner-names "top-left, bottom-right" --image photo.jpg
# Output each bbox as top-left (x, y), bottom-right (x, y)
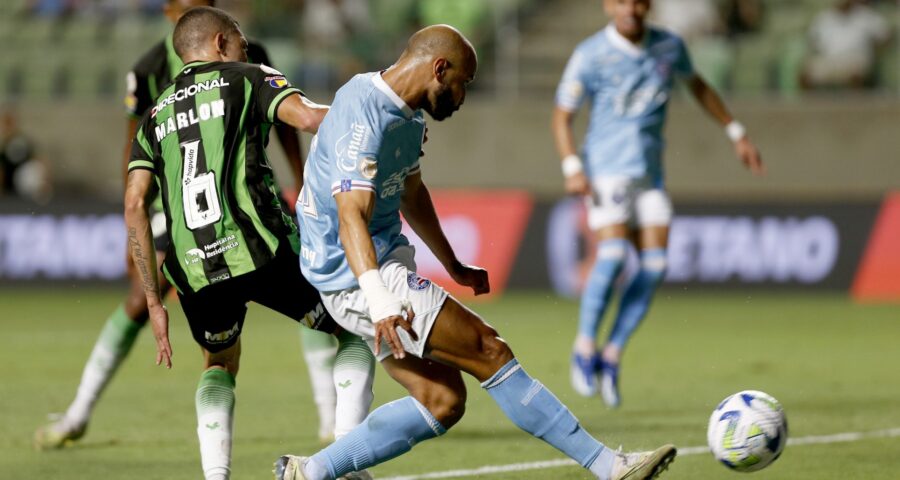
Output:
top-left (585, 176), bottom-right (673, 230)
top-left (320, 245), bottom-right (449, 361)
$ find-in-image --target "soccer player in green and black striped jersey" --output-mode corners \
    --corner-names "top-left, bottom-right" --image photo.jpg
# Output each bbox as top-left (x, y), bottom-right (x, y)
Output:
top-left (34, 0), bottom-right (368, 452)
top-left (124, 7), bottom-right (374, 479)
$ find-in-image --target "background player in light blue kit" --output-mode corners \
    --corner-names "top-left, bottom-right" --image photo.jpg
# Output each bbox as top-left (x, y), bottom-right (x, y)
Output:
top-left (552, 0), bottom-right (765, 407)
top-left (276, 24), bottom-right (676, 480)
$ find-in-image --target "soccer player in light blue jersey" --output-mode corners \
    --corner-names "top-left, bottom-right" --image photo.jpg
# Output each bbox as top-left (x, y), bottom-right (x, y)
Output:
top-left (275, 25), bottom-right (676, 480)
top-left (552, 0), bottom-right (765, 407)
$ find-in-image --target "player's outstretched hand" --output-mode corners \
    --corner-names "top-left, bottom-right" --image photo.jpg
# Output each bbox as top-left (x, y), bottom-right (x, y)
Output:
top-left (735, 137), bottom-right (765, 176)
top-left (373, 303), bottom-right (416, 360)
top-left (565, 171), bottom-right (591, 196)
top-left (450, 261), bottom-right (490, 296)
top-left (148, 303), bottom-right (173, 369)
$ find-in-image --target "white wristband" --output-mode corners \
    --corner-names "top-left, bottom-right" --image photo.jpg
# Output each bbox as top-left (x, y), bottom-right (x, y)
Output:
top-left (358, 269), bottom-right (404, 323)
top-left (561, 154), bottom-right (584, 177)
top-left (725, 121), bottom-right (746, 142)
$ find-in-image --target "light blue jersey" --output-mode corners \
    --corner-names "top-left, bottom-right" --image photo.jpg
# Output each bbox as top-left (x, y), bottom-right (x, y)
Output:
top-left (298, 72), bottom-right (426, 291)
top-left (556, 24), bottom-right (694, 186)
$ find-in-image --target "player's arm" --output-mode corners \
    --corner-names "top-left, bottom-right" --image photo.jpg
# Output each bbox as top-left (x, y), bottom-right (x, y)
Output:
top-left (552, 48), bottom-right (591, 195)
top-left (124, 167), bottom-right (172, 369)
top-left (551, 106), bottom-right (590, 195)
top-left (400, 172), bottom-right (489, 295)
top-left (251, 46), bottom-right (307, 191)
top-left (275, 93), bottom-right (329, 135)
top-left (122, 118), bottom-right (139, 184)
top-left (273, 123), bottom-right (304, 191)
top-left (335, 188), bottom-right (416, 359)
top-left (124, 122), bottom-right (172, 369)
top-left (686, 74), bottom-right (765, 175)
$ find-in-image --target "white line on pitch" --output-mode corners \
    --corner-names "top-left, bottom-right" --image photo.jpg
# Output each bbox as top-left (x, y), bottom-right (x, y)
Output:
top-left (379, 427), bottom-right (900, 480)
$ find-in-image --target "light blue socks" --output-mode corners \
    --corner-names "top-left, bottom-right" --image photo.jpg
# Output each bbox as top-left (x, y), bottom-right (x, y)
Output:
top-left (578, 239), bottom-right (628, 339)
top-left (305, 396), bottom-right (445, 479)
top-left (608, 248), bottom-right (667, 348)
top-left (482, 359), bottom-right (615, 477)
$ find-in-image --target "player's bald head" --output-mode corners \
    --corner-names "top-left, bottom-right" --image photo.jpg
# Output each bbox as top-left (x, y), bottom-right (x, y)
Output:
top-left (390, 25), bottom-right (477, 121)
top-left (400, 24), bottom-right (477, 76)
top-left (173, 6), bottom-right (242, 59)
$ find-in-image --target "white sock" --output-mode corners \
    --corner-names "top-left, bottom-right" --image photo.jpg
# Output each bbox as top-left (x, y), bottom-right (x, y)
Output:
top-left (332, 331), bottom-right (375, 439)
top-left (300, 328), bottom-right (338, 440)
top-left (588, 447), bottom-right (617, 480)
top-left (196, 368), bottom-right (235, 480)
top-left (65, 305), bottom-right (142, 425)
top-left (302, 457), bottom-right (331, 480)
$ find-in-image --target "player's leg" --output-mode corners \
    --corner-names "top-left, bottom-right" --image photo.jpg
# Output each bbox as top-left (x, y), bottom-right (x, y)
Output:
top-left (34, 249), bottom-right (172, 449)
top-left (331, 330), bottom-right (374, 440)
top-left (299, 328), bottom-right (339, 442)
top-left (251, 248), bottom-right (375, 443)
top-left (425, 299), bottom-right (620, 477)
top-left (282, 357), bottom-right (465, 480)
top-left (601, 188), bottom-right (672, 407)
top-left (197, 342), bottom-right (241, 480)
top-left (426, 299), bottom-right (676, 479)
top-left (180, 280), bottom-right (248, 480)
top-left (573, 177), bottom-right (632, 396)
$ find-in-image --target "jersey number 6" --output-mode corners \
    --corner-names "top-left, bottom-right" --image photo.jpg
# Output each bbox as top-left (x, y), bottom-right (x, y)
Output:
top-left (181, 140), bottom-right (223, 230)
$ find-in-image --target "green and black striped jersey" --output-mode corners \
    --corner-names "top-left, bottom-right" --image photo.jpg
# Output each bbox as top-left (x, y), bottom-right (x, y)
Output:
top-left (128, 61), bottom-right (303, 294)
top-left (125, 34), bottom-right (272, 118)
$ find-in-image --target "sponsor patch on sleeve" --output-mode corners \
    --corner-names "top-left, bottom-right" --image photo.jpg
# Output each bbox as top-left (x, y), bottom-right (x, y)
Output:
top-left (265, 75), bottom-right (290, 89)
top-left (340, 179), bottom-right (352, 192)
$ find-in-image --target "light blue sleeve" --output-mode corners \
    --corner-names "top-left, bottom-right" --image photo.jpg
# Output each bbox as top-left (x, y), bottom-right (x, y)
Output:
top-left (330, 101), bottom-right (384, 197)
top-left (673, 36), bottom-right (695, 78)
top-left (555, 47), bottom-right (591, 112)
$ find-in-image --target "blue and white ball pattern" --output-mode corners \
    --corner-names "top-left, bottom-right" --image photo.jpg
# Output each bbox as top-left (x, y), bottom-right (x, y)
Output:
top-left (707, 390), bottom-right (788, 472)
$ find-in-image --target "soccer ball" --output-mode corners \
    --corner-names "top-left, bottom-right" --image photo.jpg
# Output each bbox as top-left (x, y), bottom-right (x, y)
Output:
top-left (707, 390), bottom-right (788, 472)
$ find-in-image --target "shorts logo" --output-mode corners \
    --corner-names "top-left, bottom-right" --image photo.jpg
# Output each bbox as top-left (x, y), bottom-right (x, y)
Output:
top-left (407, 272), bottom-right (431, 291)
top-left (301, 303), bottom-right (327, 330)
top-left (205, 322), bottom-right (239, 344)
top-left (266, 75), bottom-right (289, 88)
top-left (611, 189), bottom-right (627, 205)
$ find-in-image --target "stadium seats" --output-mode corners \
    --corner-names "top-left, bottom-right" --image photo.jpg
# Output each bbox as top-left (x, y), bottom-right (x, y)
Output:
top-left (0, 0), bottom-right (897, 103)
top-left (687, 38), bottom-right (734, 93)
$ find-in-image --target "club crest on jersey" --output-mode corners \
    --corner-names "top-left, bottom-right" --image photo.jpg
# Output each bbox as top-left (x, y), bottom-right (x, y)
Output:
top-left (360, 158), bottom-right (377, 179)
top-left (407, 272), bottom-right (431, 291)
top-left (266, 75), bottom-right (289, 89)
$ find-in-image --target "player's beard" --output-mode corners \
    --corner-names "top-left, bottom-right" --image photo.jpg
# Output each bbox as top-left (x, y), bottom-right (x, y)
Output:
top-left (426, 86), bottom-right (458, 121)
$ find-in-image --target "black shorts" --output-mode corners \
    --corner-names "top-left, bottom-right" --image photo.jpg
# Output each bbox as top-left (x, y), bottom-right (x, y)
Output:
top-left (177, 247), bottom-right (337, 353)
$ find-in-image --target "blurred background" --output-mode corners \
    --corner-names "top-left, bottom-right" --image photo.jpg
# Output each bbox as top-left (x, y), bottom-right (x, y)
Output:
top-left (0, 0), bottom-right (898, 300)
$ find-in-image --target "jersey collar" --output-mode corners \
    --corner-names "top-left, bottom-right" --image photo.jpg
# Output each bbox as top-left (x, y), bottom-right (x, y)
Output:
top-left (372, 72), bottom-right (415, 119)
top-left (179, 61), bottom-right (212, 76)
top-left (605, 23), bottom-right (648, 57)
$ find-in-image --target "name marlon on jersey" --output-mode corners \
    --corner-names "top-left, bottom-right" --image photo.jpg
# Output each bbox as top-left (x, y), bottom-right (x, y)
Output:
top-left (154, 99), bottom-right (226, 142)
top-left (152, 77), bottom-right (230, 141)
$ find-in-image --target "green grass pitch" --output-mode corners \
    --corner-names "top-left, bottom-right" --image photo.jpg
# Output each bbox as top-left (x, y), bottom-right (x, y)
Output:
top-left (2, 288), bottom-right (899, 479)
